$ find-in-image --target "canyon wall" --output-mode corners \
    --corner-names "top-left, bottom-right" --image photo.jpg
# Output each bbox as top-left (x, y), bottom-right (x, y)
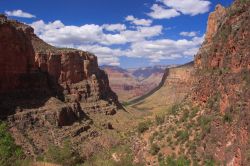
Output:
top-left (192, 1), bottom-right (250, 165)
top-left (0, 15), bottom-right (120, 156)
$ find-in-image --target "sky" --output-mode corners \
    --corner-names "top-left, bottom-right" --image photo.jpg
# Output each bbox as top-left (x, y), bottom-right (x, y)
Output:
top-left (1, 0), bottom-right (233, 68)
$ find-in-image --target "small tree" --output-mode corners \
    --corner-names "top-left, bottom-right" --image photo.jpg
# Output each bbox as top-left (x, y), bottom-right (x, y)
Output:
top-left (0, 121), bottom-right (24, 166)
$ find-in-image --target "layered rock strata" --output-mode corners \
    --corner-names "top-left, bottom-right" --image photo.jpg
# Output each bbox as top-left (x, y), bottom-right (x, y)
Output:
top-left (0, 15), bottom-right (120, 156)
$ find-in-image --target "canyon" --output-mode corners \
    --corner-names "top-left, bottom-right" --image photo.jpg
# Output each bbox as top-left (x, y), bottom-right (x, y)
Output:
top-left (0, 0), bottom-right (249, 165)
top-left (130, 1), bottom-right (250, 165)
top-left (101, 65), bottom-right (168, 102)
top-left (0, 14), bottom-right (121, 159)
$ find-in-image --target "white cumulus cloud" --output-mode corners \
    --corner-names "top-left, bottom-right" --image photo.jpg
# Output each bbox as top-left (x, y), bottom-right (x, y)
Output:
top-left (125, 35), bottom-right (205, 62)
top-left (30, 20), bottom-right (164, 66)
top-left (125, 15), bottom-right (152, 26)
top-left (180, 31), bottom-right (198, 37)
top-left (147, 4), bottom-right (180, 19)
top-left (5, 9), bottom-right (36, 18)
top-left (102, 24), bottom-right (126, 32)
top-left (30, 19), bottom-right (204, 65)
top-left (30, 20), bottom-right (162, 46)
top-left (160, 0), bottom-right (211, 16)
top-left (148, 0), bottom-right (210, 19)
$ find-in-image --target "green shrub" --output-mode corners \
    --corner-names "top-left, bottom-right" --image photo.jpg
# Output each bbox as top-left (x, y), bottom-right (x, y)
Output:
top-left (207, 92), bottom-right (221, 111)
top-left (155, 114), bottom-right (165, 125)
top-left (223, 112), bottom-right (233, 123)
top-left (242, 69), bottom-right (250, 86)
top-left (137, 120), bottom-right (151, 133)
top-left (83, 145), bottom-right (139, 166)
top-left (44, 141), bottom-right (82, 166)
top-left (205, 158), bottom-right (215, 166)
top-left (169, 104), bottom-right (180, 115)
top-left (175, 130), bottom-right (189, 143)
top-left (0, 121), bottom-right (24, 166)
top-left (163, 155), bottom-right (191, 166)
top-left (198, 115), bottom-right (212, 133)
top-left (190, 107), bottom-right (199, 119)
top-left (149, 143), bottom-right (160, 155)
top-left (180, 111), bottom-right (189, 122)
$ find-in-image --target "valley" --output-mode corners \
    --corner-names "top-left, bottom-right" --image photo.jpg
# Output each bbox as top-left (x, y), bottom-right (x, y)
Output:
top-left (102, 65), bottom-right (169, 102)
top-left (0, 0), bottom-right (249, 166)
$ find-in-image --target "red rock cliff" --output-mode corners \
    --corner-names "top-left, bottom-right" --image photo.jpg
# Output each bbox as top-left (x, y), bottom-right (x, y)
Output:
top-left (0, 15), bottom-right (35, 93)
top-left (0, 15), bottom-right (120, 117)
top-left (192, 0), bottom-right (250, 165)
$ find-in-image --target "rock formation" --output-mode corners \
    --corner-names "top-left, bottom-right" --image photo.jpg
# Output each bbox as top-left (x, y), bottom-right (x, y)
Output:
top-left (192, 1), bottom-right (250, 165)
top-left (0, 15), bottom-right (120, 156)
top-left (131, 1), bottom-right (249, 165)
top-left (128, 62), bottom-right (194, 111)
top-left (102, 65), bottom-right (166, 102)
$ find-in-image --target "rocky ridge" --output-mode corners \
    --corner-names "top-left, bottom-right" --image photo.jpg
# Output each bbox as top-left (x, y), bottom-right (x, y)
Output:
top-left (131, 1), bottom-right (249, 165)
top-left (191, 1), bottom-right (250, 165)
top-left (0, 15), bottom-right (120, 157)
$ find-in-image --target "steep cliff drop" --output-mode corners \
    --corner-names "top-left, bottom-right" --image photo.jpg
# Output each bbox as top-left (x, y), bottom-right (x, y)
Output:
top-left (131, 1), bottom-right (249, 165)
top-left (0, 15), bottom-right (121, 157)
top-left (191, 1), bottom-right (250, 165)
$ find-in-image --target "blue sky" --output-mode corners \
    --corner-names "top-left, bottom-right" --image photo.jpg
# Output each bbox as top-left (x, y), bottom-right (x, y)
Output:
top-left (1, 0), bottom-right (233, 68)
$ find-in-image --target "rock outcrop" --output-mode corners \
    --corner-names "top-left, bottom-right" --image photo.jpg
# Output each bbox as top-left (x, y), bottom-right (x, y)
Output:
top-left (0, 14), bottom-right (35, 94)
top-left (204, 4), bottom-right (227, 42)
top-left (192, 1), bottom-right (250, 165)
top-left (0, 15), bottom-right (120, 156)
top-left (131, 1), bottom-right (249, 165)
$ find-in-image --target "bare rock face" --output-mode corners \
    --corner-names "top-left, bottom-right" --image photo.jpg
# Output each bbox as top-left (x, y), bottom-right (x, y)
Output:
top-left (0, 16), bottom-right (35, 93)
top-left (35, 51), bottom-right (99, 84)
top-left (192, 1), bottom-right (250, 165)
top-left (195, 1), bottom-right (250, 71)
top-left (205, 4), bottom-right (226, 42)
top-left (0, 16), bottom-right (120, 156)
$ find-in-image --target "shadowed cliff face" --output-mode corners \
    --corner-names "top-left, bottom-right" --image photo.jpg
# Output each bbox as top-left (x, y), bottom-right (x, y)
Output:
top-left (0, 15), bottom-right (35, 94)
top-left (0, 15), bottom-right (119, 113)
top-left (0, 15), bottom-right (121, 157)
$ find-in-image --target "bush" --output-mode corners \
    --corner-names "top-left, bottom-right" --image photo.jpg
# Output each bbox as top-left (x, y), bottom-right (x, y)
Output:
top-left (205, 158), bottom-right (215, 166)
top-left (155, 114), bottom-right (165, 125)
top-left (242, 69), bottom-right (250, 86)
top-left (189, 107), bottom-right (199, 119)
top-left (83, 145), bottom-right (139, 166)
top-left (175, 130), bottom-right (189, 143)
top-left (223, 112), bottom-right (233, 123)
top-left (137, 120), bottom-right (151, 133)
top-left (169, 104), bottom-right (180, 115)
top-left (163, 155), bottom-right (191, 166)
top-left (44, 141), bottom-right (82, 166)
top-left (0, 121), bottom-right (24, 166)
top-left (149, 144), bottom-right (160, 155)
top-left (207, 92), bottom-right (221, 111)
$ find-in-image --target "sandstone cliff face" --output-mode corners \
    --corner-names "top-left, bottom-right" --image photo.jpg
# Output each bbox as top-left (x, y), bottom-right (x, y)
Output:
top-left (192, 1), bottom-right (250, 165)
top-left (204, 4), bottom-right (227, 43)
top-left (0, 15), bottom-right (118, 110)
top-left (35, 51), bottom-right (99, 84)
top-left (0, 15), bottom-right (120, 157)
top-left (132, 1), bottom-right (249, 165)
top-left (0, 15), bottom-right (35, 93)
